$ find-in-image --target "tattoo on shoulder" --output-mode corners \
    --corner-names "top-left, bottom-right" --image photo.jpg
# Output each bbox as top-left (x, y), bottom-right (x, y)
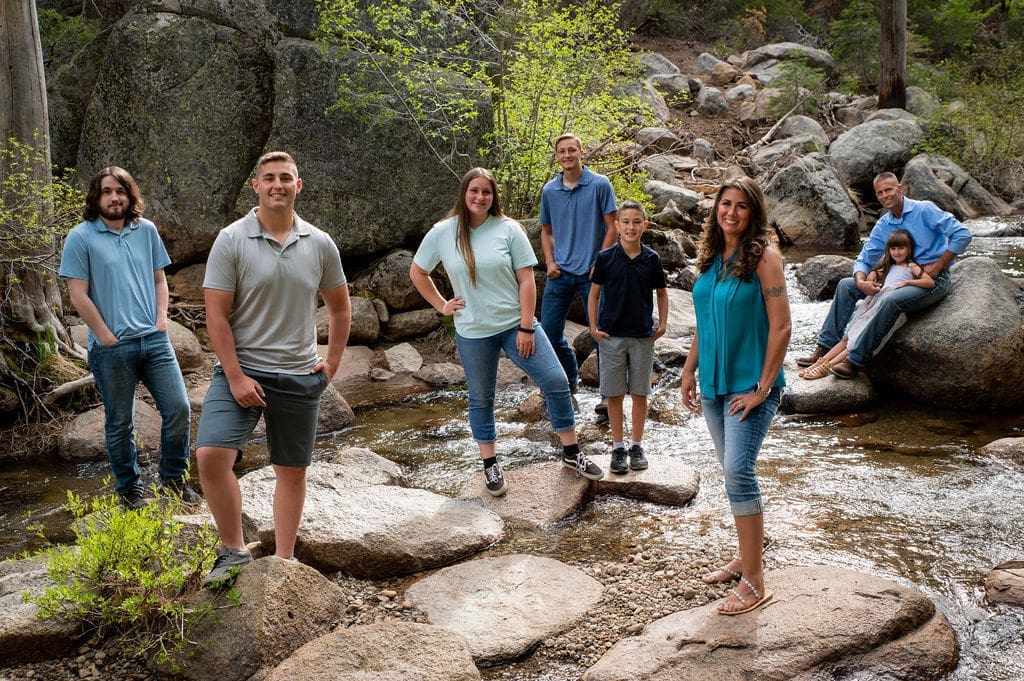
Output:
top-left (763, 285), bottom-right (787, 298)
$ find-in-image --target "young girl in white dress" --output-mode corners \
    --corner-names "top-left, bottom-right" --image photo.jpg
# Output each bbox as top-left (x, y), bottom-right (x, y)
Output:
top-left (799, 229), bottom-right (934, 379)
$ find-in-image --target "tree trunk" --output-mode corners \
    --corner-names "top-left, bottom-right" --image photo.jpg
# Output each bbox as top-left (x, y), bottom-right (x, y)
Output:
top-left (1, 0), bottom-right (70, 420)
top-left (879, 0), bottom-right (907, 109)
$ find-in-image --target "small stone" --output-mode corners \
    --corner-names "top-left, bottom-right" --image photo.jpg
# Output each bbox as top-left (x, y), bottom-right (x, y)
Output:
top-left (627, 623), bottom-right (644, 634)
top-left (381, 589), bottom-right (398, 599)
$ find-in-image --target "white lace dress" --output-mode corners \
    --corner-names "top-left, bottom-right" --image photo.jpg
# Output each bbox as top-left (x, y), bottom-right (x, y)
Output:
top-left (845, 264), bottom-right (916, 351)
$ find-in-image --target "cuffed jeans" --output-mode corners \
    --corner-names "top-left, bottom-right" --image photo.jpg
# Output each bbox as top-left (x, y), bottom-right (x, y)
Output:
top-left (88, 331), bottom-right (190, 495)
top-left (817, 270), bottom-right (951, 366)
top-left (540, 272), bottom-right (595, 388)
top-left (701, 387), bottom-right (782, 516)
top-left (455, 322), bottom-right (575, 443)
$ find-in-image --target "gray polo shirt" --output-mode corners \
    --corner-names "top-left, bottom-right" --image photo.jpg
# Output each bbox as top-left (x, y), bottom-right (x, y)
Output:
top-left (204, 208), bottom-right (345, 373)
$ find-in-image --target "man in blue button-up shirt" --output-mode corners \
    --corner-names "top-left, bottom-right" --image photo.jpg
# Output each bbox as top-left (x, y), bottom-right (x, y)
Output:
top-left (797, 172), bottom-right (972, 378)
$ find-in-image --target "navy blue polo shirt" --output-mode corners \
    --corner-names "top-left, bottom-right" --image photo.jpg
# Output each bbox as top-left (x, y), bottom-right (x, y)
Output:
top-left (591, 243), bottom-right (667, 337)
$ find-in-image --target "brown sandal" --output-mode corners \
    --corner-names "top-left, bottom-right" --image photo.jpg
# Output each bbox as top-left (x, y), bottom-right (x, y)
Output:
top-left (799, 358), bottom-right (832, 380)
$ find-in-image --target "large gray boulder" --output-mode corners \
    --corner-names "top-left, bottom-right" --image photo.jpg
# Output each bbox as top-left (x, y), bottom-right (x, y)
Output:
top-left (263, 39), bottom-right (489, 258)
top-left (162, 557), bottom-right (345, 680)
top-left (794, 254), bottom-right (856, 301)
top-left (902, 154), bottom-right (1012, 220)
top-left (740, 42), bottom-right (835, 86)
top-left (828, 118), bottom-right (924, 193)
top-left (646, 180), bottom-right (701, 213)
top-left (58, 400), bottom-right (162, 461)
top-left (76, 12), bottom-right (273, 265)
top-left (780, 360), bottom-right (877, 414)
top-left (0, 559), bottom-right (81, 664)
top-left (583, 566), bottom-right (957, 681)
top-left (406, 554), bottom-right (604, 665)
top-left (591, 451), bottom-right (700, 506)
top-left (265, 622), bottom-right (480, 680)
top-left (663, 288), bottom-right (697, 338)
top-left (869, 257), bottom-right (1024, 412)
top-left (764, 153), bottom-right (859, 249)
top-left (239, 464), bottom-right (505, 576)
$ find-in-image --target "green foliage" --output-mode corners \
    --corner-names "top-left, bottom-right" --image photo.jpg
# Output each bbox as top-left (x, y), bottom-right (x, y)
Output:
top-left (915, 42), bottom-right (1024, 199)
top-left (766, 53), bottom-right (828, 118)
top-left (23, 488), bottom-right (220, 667)
top-left (930, 0), bottom-right (996, 53)
top-left (318, 0), bottom-right (652, 217)
top-left (828, 0), bottom-right (878, 93)
top-left (1, 136), bottom-right (83, 286)
top-left (36, 9), bottom-right (102, 65)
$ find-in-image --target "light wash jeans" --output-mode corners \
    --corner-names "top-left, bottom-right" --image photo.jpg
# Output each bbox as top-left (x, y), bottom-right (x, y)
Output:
top-left (540, 272), bottom-right (595, 388)
top-left (701, 387), bottom-right (782, 516)
top-left (455, 322), bottom-right (574, 443)
top-left (88, 331), bottom-right (190, 495)
top-left (817, 270), bottom-right (951, 366)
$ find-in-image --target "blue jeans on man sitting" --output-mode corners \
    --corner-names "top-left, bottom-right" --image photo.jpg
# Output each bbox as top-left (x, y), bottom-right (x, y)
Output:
top-left (540, 272), bottom-right (596, 389)
top-left (455, 322), bottom-right (575, 443)
top-left (88, 330), bottom-right (190, 495)
top-left (817, 270), bottom-right (952, 366)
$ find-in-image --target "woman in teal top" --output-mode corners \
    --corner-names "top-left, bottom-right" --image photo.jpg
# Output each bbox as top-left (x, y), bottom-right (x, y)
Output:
top-left (410, 168), bottom-right (605, 499)
top-left (680, 177), bottom-right (791, 616)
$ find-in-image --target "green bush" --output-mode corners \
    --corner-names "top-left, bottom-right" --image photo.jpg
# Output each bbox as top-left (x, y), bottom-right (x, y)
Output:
top-left (318, 0), bottom-right (652, 218)
top-left (23, 488), bottom-right (220, 667)
top-left (766, 53), bottom-right (828, 118)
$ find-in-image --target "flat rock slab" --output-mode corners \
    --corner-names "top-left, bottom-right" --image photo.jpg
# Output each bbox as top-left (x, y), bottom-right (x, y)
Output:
top-left (978, 437), bottom-right (1024, 469)
top-left (460, 462), bottom-right (590, 527)
top-left (240, 464), bottom-right (504, 577)
top-left (592, 455), bottom-right (700, 506)
top-left (265, 622), bottom-right (480, 680)
top-left (779, 360), bottom-right (876, 415)
top-left (986, 560), bottom-right (1024, 606)
top-left (583, 565), bottom-right (957, 681)
top-left (0, 559), bottom-right (81, 664)
top-left (406, 554), bottom-right (604, 665)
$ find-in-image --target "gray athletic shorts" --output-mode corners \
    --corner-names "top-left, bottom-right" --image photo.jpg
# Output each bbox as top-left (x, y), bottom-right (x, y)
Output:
top-left (598, 335), bottom-right (655, 397)
top-left (195, 365), bottom-right (327, 467)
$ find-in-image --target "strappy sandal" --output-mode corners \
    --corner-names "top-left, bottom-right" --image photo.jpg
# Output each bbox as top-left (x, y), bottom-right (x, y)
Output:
top-left (719, 575), bottom-right (773, 616)
top-left (701, 558), bottom-right (742, 584)
top-left (799, 358), bottom-right (833, 380)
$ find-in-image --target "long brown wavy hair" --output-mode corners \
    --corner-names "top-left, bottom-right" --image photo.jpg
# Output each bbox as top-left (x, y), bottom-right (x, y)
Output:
top-left (695, 176), bottom-right (770, 281)
top-left (872, 229), bottom-right (916, 282)
top-left (446, 167), bottom-right (507, 286)
top-left (83, 167), bottom-right (145, 222)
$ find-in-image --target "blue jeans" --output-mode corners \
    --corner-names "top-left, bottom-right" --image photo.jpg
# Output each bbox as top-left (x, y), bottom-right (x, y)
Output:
top-left (455, 322), bottom-right (575, 443)
top-left (817, 270), bottom-right (951, 367)
top-left (540, 272), bottom-right (595, 388)
top-left (89, 331), bottom-right (190, 495)
top-left (701, 387), bottom-right (782, 516)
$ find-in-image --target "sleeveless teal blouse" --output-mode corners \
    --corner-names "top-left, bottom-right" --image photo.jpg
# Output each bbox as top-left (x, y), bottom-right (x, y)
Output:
top-left (692, 253), bottom-right (785, 398)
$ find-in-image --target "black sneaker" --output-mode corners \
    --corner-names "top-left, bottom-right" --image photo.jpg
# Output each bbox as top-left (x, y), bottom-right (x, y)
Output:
top-left (119, 487), bottom-right (147, 510)
top-left (160, 478), bottom-right (203, 504)
top-left (562, 450), bottom-right (604, 480)
top-left (629, 444), bottom-right (649, 470)
top-left (484, 462), bottom-right (507, 497)
top-left (610, 447), bottom-right (629, 474)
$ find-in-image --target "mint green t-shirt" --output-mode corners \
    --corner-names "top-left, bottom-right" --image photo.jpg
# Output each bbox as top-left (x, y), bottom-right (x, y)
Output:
top-left (413, 215), bottom-right (538, 338)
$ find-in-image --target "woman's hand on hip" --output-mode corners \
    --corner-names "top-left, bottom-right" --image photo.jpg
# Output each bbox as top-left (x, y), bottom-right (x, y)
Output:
top-left (442, 296), bottom-right (465, 316)
top-left (729, 389), bottom-right (766, 421)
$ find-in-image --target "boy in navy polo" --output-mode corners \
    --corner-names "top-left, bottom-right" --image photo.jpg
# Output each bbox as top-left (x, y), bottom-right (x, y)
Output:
top-left (588, 201), bottom-right (668, 473)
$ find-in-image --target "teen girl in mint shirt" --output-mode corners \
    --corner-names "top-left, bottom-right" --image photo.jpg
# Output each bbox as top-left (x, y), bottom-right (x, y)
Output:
top-left (410, 168), bottom-right (604, 498)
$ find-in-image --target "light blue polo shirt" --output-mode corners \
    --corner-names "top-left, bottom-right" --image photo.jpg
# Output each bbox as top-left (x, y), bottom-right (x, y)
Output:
top-left (538, 166), bottom-right (617, 275)
top-left (413, 215), bottom-right (537, 338)
top-left (59, 218), bottom-right (170, 350)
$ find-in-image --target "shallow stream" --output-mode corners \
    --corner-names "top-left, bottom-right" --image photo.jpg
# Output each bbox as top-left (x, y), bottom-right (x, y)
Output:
top-left (1, 219), bottom-right (1022, 680)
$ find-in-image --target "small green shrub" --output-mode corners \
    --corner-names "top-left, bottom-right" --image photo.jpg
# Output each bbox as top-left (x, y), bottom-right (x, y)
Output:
top-left (23, 488), bottom-right (220, 667)
top-left (766, 53), bottom-right (827, 118)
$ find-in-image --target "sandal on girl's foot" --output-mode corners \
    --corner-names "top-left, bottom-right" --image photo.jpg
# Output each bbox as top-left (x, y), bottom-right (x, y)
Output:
top-left (718, 576), bottom-right (773, 616)
top-left (701, 558), bottom-right (742, 584)
top-left (799, 358), bottom-right (833, 380)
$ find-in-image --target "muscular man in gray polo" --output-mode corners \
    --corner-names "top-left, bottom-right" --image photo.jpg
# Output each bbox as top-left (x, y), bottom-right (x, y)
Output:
top-left (196, 151), bottom-right (351, 584)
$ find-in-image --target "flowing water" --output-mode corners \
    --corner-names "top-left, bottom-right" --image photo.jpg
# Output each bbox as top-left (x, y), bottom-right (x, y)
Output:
top-left (1, 218), bottom-right (1022, 679)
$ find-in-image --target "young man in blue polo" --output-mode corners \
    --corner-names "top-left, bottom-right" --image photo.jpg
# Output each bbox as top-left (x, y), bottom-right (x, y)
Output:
top-left (539, 133), bottom-right (618, 420)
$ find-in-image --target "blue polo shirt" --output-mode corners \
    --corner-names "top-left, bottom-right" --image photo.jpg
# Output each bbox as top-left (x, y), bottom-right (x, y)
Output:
top-left (854, 197), bottom-right (972, 276)
top-left (59, 218), bottom-right (170, 350)
top-left (591, 244), bottom-right (667, 337)
top-left (538, 166), bottom-right (617, 275)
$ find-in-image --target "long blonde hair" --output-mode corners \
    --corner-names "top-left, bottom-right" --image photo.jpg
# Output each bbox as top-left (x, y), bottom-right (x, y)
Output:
top-left (446, 167), bottom-right (506, 285)
top-left (695, 177), bottom-right (770, 281)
